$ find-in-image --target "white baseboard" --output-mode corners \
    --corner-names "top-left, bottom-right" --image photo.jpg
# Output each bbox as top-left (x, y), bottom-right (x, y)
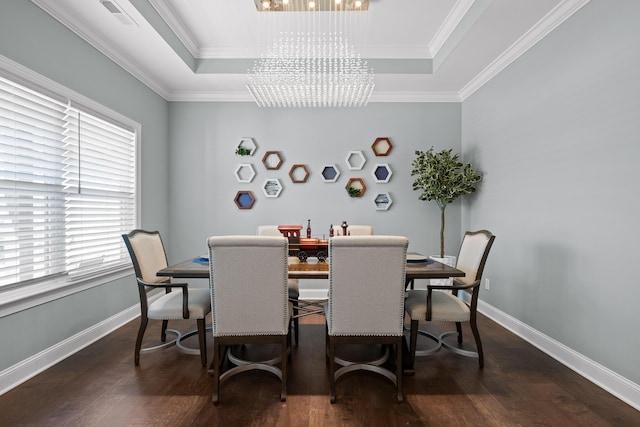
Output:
top-left (0, 304), bottom-right (139, 396)
top-left (478, 299), bottom-right (640, 411)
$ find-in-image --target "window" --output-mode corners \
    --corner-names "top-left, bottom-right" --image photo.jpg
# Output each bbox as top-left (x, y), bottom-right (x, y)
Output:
top-left (0, 75), bottom-right (137, 291)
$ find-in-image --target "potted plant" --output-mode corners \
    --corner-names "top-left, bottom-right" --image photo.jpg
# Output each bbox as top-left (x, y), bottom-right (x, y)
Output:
top-left (411, 147), bottom-right (482, 262)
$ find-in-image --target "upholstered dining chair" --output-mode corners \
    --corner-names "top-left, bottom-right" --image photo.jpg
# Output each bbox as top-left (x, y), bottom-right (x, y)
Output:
top-left (257, 225), bottom-right (300, 346)
top-left (122, 229), bottom-right (211, 367)
top-left (404, 230), bottom-right (495, 370)
top-left (331, 224), bottom-right (373, 236)
top-left (207, 235), bottom-right (291, 404)
top-left (325, 235), bottom-right (408, 403)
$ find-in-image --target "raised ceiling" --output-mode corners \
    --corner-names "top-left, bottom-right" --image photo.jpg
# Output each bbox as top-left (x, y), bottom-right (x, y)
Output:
top-left (31, 0), bottom-right (589, 102)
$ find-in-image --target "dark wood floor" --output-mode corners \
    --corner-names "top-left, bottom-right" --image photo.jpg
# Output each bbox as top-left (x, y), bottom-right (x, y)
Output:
top-left (0, 312), bottom-right (637, 426)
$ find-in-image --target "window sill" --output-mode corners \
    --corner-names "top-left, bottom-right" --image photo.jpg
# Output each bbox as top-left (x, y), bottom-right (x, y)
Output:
top-left (0, 267), bottom-right (133, 318)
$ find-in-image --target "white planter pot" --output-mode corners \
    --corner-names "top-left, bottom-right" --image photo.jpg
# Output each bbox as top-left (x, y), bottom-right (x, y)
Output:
top-left (429, 255), bottom-right (457, 286)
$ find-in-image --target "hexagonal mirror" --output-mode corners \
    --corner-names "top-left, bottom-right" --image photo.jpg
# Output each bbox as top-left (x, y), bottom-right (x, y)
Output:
top-left (345, 150), bottom-right (366, 171)
top-left (321, 164), bottom-right (340, 182)
top-left (372, 192), bottom-right (393, 211)
top-left (372, 163), bottom-right (392, 183)
top-left (234, 163), bottom-right (256, 183)
top-left (262, 178), bottom-right (283, 198)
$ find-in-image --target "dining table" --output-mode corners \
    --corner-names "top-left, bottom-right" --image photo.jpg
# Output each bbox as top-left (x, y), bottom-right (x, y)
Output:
top-left (156, 252), bottom-right (465, 282)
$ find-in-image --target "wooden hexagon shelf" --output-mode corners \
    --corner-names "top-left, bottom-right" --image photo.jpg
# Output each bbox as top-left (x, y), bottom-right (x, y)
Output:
top-left (289, 164), bottom-right (310, 183)
top-left (371, 137), bottom-right (393, 156)
top-left (262, 151), bottom-right (283, 170)
top-left (234, 191), bottom-right (255, 209)
top-left (345, 177), bottom-right (366, 198)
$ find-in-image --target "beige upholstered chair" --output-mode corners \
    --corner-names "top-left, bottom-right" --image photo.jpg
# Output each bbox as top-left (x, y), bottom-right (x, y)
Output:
top-left (325, 235), bottom-right (408, 403)
top-left (257, 225), bottom-right (300, 346)
top-left (331, 224), bottom-right (373, 236)
top-left (208, 235), bottom-right (291, 404)
top-left (404, 230), bottom-right (495, 370)
top-left (122, 230), bottom-right (211, 366)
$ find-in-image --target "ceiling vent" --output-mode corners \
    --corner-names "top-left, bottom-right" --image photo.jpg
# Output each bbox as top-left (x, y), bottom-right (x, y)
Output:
top-left (100, 0), bottom-right (137, 26)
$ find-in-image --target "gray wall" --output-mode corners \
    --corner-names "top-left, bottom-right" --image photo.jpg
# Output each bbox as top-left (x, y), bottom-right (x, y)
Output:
top-left (0, 1), bottom-right (169, 370)
top-left (167, 102), bottom-right (463, 272)
top-left (461, 0), bottom-right (640, 384)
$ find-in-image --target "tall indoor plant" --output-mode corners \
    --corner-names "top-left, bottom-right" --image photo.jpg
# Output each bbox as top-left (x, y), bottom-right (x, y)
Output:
top-left (411, 147), bottom-right (482, 258)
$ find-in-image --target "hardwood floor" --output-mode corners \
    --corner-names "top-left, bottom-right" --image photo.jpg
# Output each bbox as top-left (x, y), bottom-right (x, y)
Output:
top-left (0, 312), bottom-right (637, 426)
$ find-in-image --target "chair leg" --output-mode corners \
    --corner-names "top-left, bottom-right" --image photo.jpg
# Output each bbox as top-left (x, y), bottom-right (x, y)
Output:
top-left (135, 315), bottom-right (148, 366)
top-left (329, 337), bottom-right (336, 403)
top-left (293, 317), bottom-right (299, 347)
top-left (280, 335), bottom-right (287, 402)
top-left (197, 318), bottom-right (207, 367)
top-left (470, 318), bottom-right (484, 369)
top-left (395, 341), bottom-right (403, 403)
top-left (456, 322), bottom-right (463, 344)
top-left (161, 319), bottom-right (169, 342)
top-left (212, 340), bottom-right (221, 404)
top-left (407, 319), bottom-right (419, 372)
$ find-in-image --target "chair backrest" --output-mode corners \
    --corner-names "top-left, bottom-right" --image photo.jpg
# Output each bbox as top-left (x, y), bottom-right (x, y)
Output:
top-left (256, 225), bottom-right (282, 237)
top-left (332, 224), bottom-right (373, 236)
top-left (456, 230), bottom-right (496, 286)
top-left (328, 235), bottom-right (408, 336)
top-left (208, 235), bottom-right (290, 336)
top-left (122, 230), bottom-right (169, 284)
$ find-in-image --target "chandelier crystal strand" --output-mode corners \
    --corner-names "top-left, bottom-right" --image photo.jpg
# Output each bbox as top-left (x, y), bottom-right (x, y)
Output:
top-left (247, 0), bottom-right (374, 108)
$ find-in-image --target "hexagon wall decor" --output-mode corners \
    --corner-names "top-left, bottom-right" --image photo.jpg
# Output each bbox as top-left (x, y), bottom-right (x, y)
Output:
top-left (372, 163), bottom-right (392, 183)
top-left (262, 178), bottom-right (283, 198)
top-left (289, 164), bottom-right (310, 183)
top-left (345, 177), bottom-right (366, 197)
top-left (371, 137), bottom-right (393, 156)
top-left (345, 150), bottom-right (366, 170)
top-left (262, 151), bottom-right (283, 170)
top-left (234, 163), bottom-right (256, 183)
top-left (321, 164), bottom-right (340, 182)
top-left (234, 191), bottom-right (255, 209)
top-left (236, 137), bottom-right (257, 156)
top-left (373, 192), bottom-right (393, 211)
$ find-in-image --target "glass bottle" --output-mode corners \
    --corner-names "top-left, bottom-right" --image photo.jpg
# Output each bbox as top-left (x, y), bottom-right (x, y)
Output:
top-left (306, 219), bottom-right (311, 238)
top-left (329, 224), bottom-right (334, 237)
top-left (341, 220), bottom-right (348, 236)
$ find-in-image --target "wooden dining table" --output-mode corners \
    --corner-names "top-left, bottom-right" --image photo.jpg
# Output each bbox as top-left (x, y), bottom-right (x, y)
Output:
top-left (156, 253), bottom-right (465, 282)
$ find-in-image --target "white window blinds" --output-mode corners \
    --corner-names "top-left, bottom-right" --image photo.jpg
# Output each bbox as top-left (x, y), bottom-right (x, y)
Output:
top-left (0, 75), bottom-right (137, 288)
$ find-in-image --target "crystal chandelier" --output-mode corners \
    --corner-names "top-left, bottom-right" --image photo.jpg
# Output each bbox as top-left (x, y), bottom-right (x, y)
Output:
top-left (247, 0), bottom-right (374, 108)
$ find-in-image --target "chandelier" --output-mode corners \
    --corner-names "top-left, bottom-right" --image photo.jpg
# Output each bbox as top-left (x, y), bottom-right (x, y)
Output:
top-left (247, 0), bottom-right (374, 108)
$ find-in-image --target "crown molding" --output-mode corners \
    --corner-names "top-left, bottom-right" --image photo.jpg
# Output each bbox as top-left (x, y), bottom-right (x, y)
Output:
top-left (369, 91), bottom-right (461, 103)
top-left (166, 89), bottom-right (461, 103)
top-left (429, 0), bottom-right (476, 57)
top-left (30, 0), bottom-right (171, 100)
top-left (147, 0), bottom-right (200, 58)
top-left (458, 0), bottom-right (591, 101)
